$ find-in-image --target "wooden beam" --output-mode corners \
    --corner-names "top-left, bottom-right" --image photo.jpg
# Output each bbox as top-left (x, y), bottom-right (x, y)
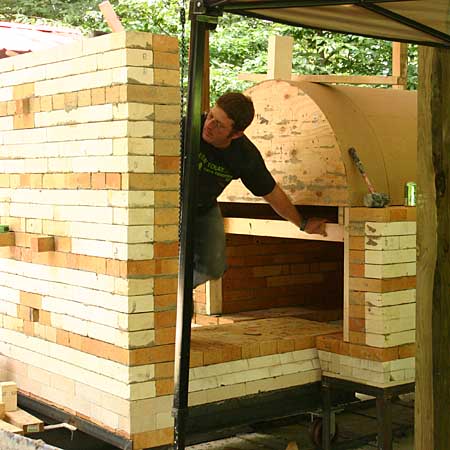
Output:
top-left (99, 1), bottom-right (125, 32)
top-left (343, 207), bottom-right (350, 342)
top-left (392, 42), bottom-right (408, 90)
top-left (205, 278), bottom-right (222, 315)
top-left (238, 73), bottom-right (402, 85)
top-left (223, 218), bottom-right (343, 242)
top-left (267, 35), bottom-right (293, 80)
top-left (416, 45), bottom-right (450, 450)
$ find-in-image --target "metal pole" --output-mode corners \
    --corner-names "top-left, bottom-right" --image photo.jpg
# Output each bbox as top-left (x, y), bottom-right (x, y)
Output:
top-left (172, 13), bottom-right (207, 450)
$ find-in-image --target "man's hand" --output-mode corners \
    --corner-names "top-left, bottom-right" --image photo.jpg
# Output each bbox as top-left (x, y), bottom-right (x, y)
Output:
top-left (304, 217), bottom-right (328, 236)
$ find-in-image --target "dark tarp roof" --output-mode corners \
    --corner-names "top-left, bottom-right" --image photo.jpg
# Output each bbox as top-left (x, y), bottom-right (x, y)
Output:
top-left (208, 0), bottom-right (450, 46)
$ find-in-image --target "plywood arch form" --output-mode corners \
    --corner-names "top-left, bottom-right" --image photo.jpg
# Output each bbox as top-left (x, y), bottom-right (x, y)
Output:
top-left (219, 80), bottom-right (417, 207)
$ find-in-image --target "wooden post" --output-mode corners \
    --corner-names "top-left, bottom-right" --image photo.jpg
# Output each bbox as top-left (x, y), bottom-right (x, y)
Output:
top-left (205, 278), bottom-right (222, 315)
top-left (392, 42), bottom-right (408, 90)
top-left (267, 35), bottom-right (293, 80)
top-left (416, 45), bottom-right (450, 450)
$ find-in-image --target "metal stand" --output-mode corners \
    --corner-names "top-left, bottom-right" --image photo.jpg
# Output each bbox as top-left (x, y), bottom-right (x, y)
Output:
top-left (321, 375), bottom-right (414, 450)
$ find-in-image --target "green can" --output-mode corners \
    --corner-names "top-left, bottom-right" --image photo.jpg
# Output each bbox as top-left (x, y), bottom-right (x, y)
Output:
top-left (404, 181), bottom-right (416, 206)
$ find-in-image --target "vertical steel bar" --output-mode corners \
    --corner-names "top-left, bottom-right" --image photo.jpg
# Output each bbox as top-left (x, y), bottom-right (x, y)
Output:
top-left (172, 13), bottom-right (207, 450)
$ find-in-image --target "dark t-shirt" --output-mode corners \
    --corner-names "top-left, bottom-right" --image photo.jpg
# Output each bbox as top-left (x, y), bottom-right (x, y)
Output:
top-left (197, 123), bottom-right (276, 214)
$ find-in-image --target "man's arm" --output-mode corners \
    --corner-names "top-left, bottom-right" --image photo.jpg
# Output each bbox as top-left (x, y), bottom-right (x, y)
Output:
top-left (263, 183), bottom-right (327, 236)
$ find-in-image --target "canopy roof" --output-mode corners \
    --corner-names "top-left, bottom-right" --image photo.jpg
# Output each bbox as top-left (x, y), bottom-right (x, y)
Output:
top-left (204, 0), bottom-right (450, 47)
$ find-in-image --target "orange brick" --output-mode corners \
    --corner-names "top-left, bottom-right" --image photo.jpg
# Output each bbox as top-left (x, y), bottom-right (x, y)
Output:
top-left (349, 318), bottom-right (365, 332)
top-left (349, 250), bottom-right (365, 264)
top-left (68, 173), bottom-right (91, 189)
top-left (39, 310), bottom-right (52, 326)
top-left (398, 343), bottom-right (416, 358)
top-left (154, 208), bottom-right (179, 226)
top-left (78, 255), bottom-right (106, 274)
top-left (105, 86), bottom-right (121, 103)
top-left (78, 90), bottom-right (91, 107)
top-left (154, 277), bottom-right (177, 295)
top-left (56, 328), bottom-right (69, 347)
top-left (154, 242), bottom-right (178, 258)
top-left (348, 331), bottom-right (366, 345)
top-left (155, 156), bottom-right (180, 173)
top-left (91, 87), bottom-right (106, 105)
top-left (154, 258), bottom-right (178, 275)
top-left (406, 207), bottom-right (416, 221)
top-left (389, 207), bottom-right (408, 221)
top-left (349, 290), bottom-right (365, 305)
top-left (52, 94), bottom-right (65, 110)
top-left (91, 173), bottom-right (106, 189)
top-left (17, 305), bottom-right (31, 321)
top-left (156, 378), bottom-right (174, 396)
top-left (40, 96), bottom-right (52, 111)
top-left (153, 51), bottom-right (179, 69)
top-left (64, 92), bottom-right (77, 111)
top-left (349, 263), bottom-right (365, 277)
top-left (155, 362), bottom-right (174, 379)
top-left (348, 236), bottom-right (365, 250)
top-left (29, 97), bottom-right (40, 113)
top-left (105, 173), bottom-right (121, 190)
top-left (259, 340), bottom-right (278, 356)
top-left (13, 82), bottom-right (34, 99)
top-left (54, 237), bottom-right (72, 253)
top-left (13, 113), bottom-right (34, 129)
top-left (127, 173), bottom-right (179, 190)
top-left (189, 350), bottom-right (203, 368)
top-left (349, 207), bottom-right (389, 222)
top-left (20, 292), bottom-right (42, 309)
top-left (154, 294), bottom-right (177, 310)
top-left (155, 310), bottom-right (176, 329)
top-left (126, 260), bottom-right (155, 277)
top-left (15, 98), bottom-right (30, 114)
top-left (23, 321), bottom-right (34, 337)
top-left (0, 232), bottom-right (15, 247)
top-left (106, 259), bottom-right (122, 277)
top-left (132, 427), bottom-right (174, 450)
top-left (129, 344), bottom-right (175, 365)
top-left (349, 276), bottom-right (416, 293)
top-left (30, 236), bottom-right (54, 253)
top-left (43, 174), bottom-right (65, 189)
top-left (155, 191), bottom-right (179, 208)
top-left (349, 304), bottom-right (365, 319)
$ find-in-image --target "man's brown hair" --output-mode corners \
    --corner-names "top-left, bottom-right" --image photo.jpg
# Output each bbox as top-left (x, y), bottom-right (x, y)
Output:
top-left (216, 92), bottom-right (255, 132)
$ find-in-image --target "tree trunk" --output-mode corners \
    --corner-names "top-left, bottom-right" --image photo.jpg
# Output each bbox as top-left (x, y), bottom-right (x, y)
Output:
top-left (416, 45), bottom-right (450, 450)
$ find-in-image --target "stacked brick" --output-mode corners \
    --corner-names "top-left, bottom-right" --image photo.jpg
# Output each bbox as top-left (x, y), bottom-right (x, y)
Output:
top-left (189, 317), bottom-right (340, 405)
top-left (194, 234), bottom-right (343, 316)
top-left (318, 207), bottom-right (416, 386)
top-left (0, 31), bottom-right (179, 449)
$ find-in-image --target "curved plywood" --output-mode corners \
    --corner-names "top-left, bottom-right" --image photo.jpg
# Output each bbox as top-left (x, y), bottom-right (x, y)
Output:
top-left (219, 80), bottom-right (417, 207)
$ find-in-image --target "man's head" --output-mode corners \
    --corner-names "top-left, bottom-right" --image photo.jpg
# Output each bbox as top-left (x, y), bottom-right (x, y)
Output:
top-left (202, 92), bottom-right (255, 149)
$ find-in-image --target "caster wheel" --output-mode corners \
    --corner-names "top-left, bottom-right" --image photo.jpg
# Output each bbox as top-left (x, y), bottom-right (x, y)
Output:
top-left (310, 417), bottom-right (339, 447)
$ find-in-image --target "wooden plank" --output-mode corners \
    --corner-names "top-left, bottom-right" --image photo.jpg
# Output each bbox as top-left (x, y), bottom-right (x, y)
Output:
top-left (205, 278), bottom-right (222, 316)
top-left (0, 232), bottom-right (15, 247)
top-left (343, 207), bottom-right (350, 342)
top-left (223, 218), bottom-right (343, 242)
top-left (4, 408), bottom-right (44, 434)
top-left (238, 73), bottom-right (402, 85)
top-left (416, 45), bottom-right (450, 450)
top-left (392, 42), bottom-right (408, 90)
top-left (267, 35), bottom-right (293, 80)
top-left (98, 1), bottom-right (125, 32)
top-left (0, 418), bottom-right (23, 435)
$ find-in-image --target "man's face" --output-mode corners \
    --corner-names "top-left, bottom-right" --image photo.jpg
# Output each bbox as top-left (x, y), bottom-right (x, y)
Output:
top-left (202, 105), bottom-right (243, 149)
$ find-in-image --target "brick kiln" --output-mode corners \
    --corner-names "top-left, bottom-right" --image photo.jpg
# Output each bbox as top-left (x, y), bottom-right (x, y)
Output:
top-left (0, 30), bottom-right (416, 449)
top-left (192, 79), bottom-right (417, 402)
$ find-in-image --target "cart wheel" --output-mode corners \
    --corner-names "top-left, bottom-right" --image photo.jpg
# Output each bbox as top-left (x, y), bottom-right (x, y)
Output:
top-left (310, 417), bottom-right (339, 447)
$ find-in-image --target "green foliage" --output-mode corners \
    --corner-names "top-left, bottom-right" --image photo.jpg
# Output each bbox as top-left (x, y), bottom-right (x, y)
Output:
top-left (0, 0), bottom-right (418, 100)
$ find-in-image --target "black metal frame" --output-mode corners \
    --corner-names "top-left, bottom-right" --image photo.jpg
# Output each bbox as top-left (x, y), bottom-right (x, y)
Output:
top-left (321, 376), bottom-right (415, 450)
top-left (18, 393), bottom-right (133, 450)
top-left (173, 1), bottom-right (449, 449)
